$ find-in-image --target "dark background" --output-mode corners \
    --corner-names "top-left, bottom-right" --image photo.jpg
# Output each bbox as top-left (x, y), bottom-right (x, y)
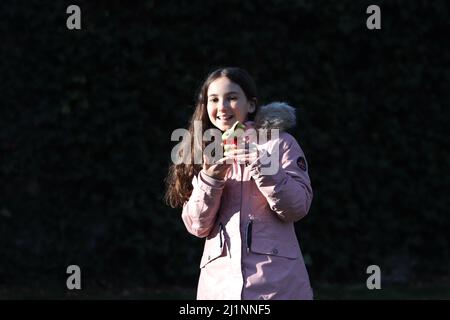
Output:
top-left (1, 0), bottom-right (449, 297)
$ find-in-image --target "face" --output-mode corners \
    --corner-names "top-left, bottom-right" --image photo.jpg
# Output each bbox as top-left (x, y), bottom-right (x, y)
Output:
top-left (206, 77), bottom-right (255, 131)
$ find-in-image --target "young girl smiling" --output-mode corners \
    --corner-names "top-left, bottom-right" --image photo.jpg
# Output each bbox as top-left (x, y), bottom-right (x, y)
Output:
top-left (165, 67), bottom-right (313, 300)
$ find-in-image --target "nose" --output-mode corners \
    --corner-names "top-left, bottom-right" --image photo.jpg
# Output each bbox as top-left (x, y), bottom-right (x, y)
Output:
top-left (218, 98), bottom-right (231, 111)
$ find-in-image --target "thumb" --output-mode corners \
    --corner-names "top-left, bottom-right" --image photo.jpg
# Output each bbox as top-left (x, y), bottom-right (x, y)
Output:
top-left (203, 153), bottom-right (214, 167)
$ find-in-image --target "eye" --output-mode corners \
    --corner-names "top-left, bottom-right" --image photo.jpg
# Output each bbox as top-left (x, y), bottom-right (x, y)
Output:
top-left (229, 96), bottom-right (238, 101)
top-left (209, 97), bottom-right (219, 103)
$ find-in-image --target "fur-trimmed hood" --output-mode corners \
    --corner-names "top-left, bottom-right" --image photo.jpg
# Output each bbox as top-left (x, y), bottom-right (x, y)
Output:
top-left (253, 102), bottom-right (297, 131)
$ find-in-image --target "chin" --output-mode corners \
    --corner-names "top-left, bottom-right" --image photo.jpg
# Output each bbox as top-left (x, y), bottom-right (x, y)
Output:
top-left (215, 123), bottom-right (231, 131)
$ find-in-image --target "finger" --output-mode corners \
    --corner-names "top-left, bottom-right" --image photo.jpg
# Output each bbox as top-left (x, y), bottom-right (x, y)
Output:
top-left (231, 149), bottom-right (258, 156)
top-left (203, 153), bottom-right (214, 165)
top-left (223, 143), bottom-right (237, 151)
top-left (224, 147), bottom-right (256, 157)
top-left (234, 153), bottom-right (258, 164)
top-left (214, 156), bottom-right (235, 165)
top-left (224, 148), bottom-right (245, 157)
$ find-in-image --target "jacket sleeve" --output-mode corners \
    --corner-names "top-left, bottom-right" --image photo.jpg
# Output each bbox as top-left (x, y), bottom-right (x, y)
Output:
top-left (181, 170), bottom-right (225, 238)
top-left (248, 132), bottom-right (313, 223)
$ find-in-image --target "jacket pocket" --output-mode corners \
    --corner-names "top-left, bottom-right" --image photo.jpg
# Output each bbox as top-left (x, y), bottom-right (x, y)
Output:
top-left (199, 222), bottom-right (226, 268)
top-left (250, 237), bottom-right (300, 259)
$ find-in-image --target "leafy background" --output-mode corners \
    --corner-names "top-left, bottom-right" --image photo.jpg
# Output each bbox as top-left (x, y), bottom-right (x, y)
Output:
top-left (1, 0), bottom-right (449, 296)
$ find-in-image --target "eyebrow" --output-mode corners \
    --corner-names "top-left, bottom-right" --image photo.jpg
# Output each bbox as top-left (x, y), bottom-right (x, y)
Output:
top-left (208, 91), bottom-right (240, 97)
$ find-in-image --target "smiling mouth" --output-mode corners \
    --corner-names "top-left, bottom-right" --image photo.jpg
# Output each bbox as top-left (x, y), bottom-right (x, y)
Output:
top-left (217, 115), bottom-right (234, 121)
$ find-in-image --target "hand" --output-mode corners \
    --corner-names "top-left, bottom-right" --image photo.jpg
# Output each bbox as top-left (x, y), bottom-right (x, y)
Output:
top-left (223, 137), bottom-right (259, 166)
top-left (202, 154), bottom-right (233, 180)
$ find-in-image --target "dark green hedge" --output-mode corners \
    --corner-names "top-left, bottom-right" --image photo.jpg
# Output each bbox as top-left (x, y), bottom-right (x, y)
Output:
top-left (1, 0), bottom-right (448, 289)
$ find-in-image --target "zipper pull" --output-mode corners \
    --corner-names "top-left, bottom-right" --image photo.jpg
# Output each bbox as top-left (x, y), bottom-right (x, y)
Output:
top-left (245, 219), bottom-right (253, 253)
top-left (219, 222), bottom-right (223, 248)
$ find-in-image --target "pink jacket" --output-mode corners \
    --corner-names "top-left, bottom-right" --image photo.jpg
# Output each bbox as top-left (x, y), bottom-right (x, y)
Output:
top-left (182, 102), bottom-right (314, 300)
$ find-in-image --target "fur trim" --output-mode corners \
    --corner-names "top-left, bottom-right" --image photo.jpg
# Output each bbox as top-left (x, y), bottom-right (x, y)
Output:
top-left (254, 102), bottom-right (297, 131)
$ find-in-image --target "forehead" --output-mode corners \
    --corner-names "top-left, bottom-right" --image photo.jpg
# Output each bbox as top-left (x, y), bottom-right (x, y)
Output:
top-left (207, 77), bottom-right (244, 96)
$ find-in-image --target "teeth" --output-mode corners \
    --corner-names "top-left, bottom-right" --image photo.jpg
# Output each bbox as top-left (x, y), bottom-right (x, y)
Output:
top-left (218, 116), bottom-right (232, 120)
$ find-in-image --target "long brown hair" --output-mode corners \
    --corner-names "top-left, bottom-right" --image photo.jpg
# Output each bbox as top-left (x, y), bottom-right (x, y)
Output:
top-left (164, 67), bottom-right (258, 208)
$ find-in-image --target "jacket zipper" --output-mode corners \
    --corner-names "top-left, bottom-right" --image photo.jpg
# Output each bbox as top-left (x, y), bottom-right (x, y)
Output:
top-left (245, 219), bottom-right (253, 253)
top-left (238, 159), bottom-right (253, 254)
top-left (219, 222), bottom-right (224, 248)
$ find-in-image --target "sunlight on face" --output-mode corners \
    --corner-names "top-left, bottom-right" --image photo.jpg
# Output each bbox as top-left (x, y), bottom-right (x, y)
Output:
top-left (206, 77), bottom-right (255, 131)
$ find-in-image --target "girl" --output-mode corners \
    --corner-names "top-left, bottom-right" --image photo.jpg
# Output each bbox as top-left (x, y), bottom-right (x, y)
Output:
top-left (165, 67), bottom-right (313, 300)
